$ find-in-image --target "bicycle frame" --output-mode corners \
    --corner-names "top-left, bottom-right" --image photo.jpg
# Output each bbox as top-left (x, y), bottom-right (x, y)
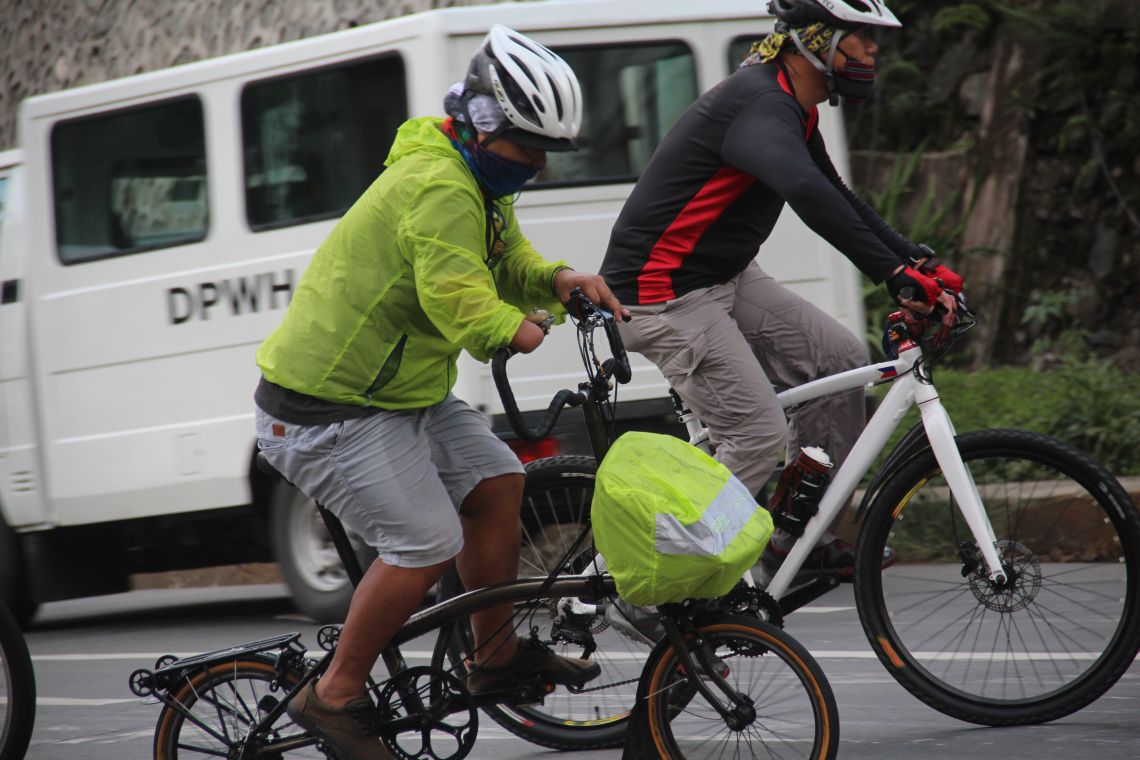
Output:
top-left (680, 342), bottom-right (1008, 601)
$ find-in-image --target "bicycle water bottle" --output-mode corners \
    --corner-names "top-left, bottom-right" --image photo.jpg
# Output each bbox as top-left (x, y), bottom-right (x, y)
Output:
top-left (768, 447), bottom-right (833, 537)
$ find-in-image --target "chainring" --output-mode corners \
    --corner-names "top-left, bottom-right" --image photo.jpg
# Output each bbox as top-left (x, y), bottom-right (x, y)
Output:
top-left (377, 666), bottom-right (477, 760)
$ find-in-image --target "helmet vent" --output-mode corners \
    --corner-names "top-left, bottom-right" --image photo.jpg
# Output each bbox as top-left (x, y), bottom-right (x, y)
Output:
top-left (470, 24), bottom-right (584, 146)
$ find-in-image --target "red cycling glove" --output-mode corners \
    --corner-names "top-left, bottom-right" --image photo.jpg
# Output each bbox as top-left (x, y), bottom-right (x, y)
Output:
top-left (886, 266), bottom-right (943, 306)
top-left (912, 244), bottom-right (965, 294)
top-left (917, 261), bottom-right (964, 294)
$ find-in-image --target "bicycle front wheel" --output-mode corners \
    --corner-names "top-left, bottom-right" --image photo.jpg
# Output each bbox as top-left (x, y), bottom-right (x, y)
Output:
top-left (153, 656), bottom-right (319, 759)
top-left (643, 615), bottom-right (838, 760)
top-left (855, 429), bottom-right (1140, 725)
top-left (0, 601), bottom-right (35, 760)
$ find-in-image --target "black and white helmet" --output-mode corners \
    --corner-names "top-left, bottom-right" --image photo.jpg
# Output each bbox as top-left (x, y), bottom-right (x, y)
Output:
top-left (767, 0), bottom-right (901, 29)
top-left (464, 24), bottom-right (583, 152)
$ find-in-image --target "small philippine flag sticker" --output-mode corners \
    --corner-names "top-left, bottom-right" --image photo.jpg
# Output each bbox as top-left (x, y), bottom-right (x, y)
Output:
top-left (878, 366), bottom-right (898, 379)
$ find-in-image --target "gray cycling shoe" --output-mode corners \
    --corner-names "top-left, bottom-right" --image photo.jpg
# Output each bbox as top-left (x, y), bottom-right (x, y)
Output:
top-left (606, 598), bottom-right (665, 646)
top-left (467, 638), bottom-right (600, 695)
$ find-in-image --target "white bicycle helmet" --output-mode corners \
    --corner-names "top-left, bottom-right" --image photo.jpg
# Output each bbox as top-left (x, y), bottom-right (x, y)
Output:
top-left (768, 0), bottom-right (901, 29)
top-left (463, 24), bottom-right (583, 152)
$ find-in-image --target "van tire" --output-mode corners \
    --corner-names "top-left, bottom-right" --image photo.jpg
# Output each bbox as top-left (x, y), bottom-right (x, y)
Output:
top-left (268, 481), bottom-right (373, 623)
top-left (0, 518), bottom-right (36, 628)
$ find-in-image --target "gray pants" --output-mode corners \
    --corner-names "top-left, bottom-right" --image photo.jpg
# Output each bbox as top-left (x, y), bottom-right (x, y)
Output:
top-left (619, 263), bottom-right (868, 497)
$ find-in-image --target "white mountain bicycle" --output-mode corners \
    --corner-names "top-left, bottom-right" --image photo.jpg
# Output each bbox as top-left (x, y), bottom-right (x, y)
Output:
top-left (463, 297), bottom-right (1140, 750)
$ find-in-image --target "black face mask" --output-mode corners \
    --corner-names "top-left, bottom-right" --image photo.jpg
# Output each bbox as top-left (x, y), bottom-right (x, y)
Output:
top-left (831, 52), bottom-right (876, 105)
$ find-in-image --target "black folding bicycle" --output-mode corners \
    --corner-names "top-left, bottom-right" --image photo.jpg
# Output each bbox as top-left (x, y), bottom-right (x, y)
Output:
top-left (130, 290), bottom-right (839, 760)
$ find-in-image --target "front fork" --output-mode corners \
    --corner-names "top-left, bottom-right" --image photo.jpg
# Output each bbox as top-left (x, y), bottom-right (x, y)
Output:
top-left (915, 384), bottom-right (1008, 587)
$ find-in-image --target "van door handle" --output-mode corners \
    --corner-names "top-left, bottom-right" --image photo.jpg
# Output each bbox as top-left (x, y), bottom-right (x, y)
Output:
top-left (1, 279), bottom-right (20, 304)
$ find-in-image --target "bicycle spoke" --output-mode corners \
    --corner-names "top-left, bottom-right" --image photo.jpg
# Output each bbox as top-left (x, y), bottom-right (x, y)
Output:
top-left (648, 623), bottom-right (834, 759)
top-left (859, 431), bottom-right (1139, 723)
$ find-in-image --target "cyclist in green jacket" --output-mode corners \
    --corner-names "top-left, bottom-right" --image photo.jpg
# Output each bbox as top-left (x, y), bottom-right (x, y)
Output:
top-left (255, 26), bottom-right (624, 760)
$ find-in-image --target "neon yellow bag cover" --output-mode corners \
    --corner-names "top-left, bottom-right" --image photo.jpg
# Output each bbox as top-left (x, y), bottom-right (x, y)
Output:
top-left (592, 432), bottom-right (774, 606)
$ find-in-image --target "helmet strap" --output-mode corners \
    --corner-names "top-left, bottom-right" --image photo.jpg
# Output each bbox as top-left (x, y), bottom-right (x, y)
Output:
top-left (789, 29), bottom-right (845, 107)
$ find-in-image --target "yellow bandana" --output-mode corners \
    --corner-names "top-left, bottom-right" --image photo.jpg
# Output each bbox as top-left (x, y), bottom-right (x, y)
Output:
top-left (740, 23), bottom-right (839, 68)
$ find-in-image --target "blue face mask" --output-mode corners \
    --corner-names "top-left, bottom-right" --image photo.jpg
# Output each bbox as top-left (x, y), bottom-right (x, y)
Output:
top-left (449, 133), bottom-right (539, 199)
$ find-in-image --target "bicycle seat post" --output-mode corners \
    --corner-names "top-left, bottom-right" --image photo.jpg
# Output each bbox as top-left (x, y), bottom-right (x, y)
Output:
top-left (318, 507), bottom-right (365, 588)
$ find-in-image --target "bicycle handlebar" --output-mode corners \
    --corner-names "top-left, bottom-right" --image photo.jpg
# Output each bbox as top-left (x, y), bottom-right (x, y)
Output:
top-left (492, 350), bottom-right (585, 442)
top-left (883, 289), bottom-right (978, 359)
top-left (492, 289), bottom-right (631, 442)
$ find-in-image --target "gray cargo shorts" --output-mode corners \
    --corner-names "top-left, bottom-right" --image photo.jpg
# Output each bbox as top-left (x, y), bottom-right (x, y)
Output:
top-left (255, 394), bottom-right (524, 568)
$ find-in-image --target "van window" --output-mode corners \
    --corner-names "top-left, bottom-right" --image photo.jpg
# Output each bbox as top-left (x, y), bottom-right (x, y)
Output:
top-left (242, 55), bottom-right (407, 230)
top-left (52, 97), bottom-right (207, 264)
top-left (537, 42), bottom-right (697, 187)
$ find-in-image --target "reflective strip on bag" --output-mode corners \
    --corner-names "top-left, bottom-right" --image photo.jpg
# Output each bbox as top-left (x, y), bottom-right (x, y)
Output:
top-left (654, 474), bottom-right (756, 557)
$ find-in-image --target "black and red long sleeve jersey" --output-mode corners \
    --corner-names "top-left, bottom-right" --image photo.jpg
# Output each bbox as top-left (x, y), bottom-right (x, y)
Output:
top-left (600, 61), bottom-right (919, 306)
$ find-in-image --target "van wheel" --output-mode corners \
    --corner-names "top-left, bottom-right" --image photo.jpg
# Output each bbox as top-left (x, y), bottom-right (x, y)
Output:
top-left (0, 518), bottom-right (37, 628)
top-left (268, 481), bottom-right (373, 622)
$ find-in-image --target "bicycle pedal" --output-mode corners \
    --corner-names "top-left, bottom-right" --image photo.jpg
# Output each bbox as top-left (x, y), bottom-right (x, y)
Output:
top-left (511, 678), bottom-right (551, 705)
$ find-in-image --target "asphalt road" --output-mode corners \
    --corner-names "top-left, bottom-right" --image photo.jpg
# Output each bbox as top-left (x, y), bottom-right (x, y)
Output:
top-left (20, 581), bottom-right (1140, 759)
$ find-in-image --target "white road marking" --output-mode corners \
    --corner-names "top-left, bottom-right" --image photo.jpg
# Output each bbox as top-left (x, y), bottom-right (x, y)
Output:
top-left (39, 697), bottom-right (139, 706)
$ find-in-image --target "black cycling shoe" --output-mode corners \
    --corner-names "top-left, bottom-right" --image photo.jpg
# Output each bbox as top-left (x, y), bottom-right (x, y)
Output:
top-left (759, 531), bottom-right (895, 586)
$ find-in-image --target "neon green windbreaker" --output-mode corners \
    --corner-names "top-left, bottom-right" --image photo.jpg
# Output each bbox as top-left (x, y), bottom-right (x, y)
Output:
top-left (256, 117), bottom-right (567, 409)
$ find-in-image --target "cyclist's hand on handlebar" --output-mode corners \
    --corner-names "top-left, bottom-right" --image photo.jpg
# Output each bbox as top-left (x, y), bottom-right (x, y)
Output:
top-left (887, 266), bottom-right (950, 309)
top-left (887, 265), bottom-right (958, 328)
top-left (552, 269), bottom-right (631, 322)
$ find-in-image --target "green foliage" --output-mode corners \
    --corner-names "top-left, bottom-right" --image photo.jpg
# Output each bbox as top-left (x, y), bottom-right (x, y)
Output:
top-left (995, 0), bottom-right (1140, 209)
top-left (845, 0), bottom-right (998, 152)
top-left (1021, 287), bottom-right (1094, 356)
top-left (1048, 357), bottom-right (1140, 475)
top-left (848, 0), bottom-right (1139, 369)
top-left (871, 360), bottom-right (1140, 476)
top-left (860, 144), bottom-right (972, 357)
top-left (932, 5), bottom-right (992, 33)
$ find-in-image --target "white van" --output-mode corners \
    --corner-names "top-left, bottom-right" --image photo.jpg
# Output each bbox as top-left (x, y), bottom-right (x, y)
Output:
top-left (0, 0), bottom-right (864, 623)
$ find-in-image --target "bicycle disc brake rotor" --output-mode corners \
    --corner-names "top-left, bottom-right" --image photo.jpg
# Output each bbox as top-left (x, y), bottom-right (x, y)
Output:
top-left (377, 666), bottom-right (477, 760)
top-left (967, 540), bottom-right (1042, 612)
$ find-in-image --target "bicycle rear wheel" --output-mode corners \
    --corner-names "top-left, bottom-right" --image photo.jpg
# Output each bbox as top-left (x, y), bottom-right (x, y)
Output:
top-left (643, 615), bottom-right (838, 759)
top-left (152, 656), bottom-right (320, 759)
top-left (0, 601), bottom-right (35, 760)
top-left (855, 429), bottom-right (1140, 725)
top-left (443, 455), bottom-right (648, 751)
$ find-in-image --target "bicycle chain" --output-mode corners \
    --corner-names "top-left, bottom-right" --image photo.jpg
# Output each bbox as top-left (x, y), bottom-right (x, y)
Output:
top-left (568, 674), bottom-right (641, 694)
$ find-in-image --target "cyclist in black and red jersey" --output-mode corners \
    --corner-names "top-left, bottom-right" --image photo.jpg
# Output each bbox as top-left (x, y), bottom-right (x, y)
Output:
top-left (600, 0), bottom-right (963, 608)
